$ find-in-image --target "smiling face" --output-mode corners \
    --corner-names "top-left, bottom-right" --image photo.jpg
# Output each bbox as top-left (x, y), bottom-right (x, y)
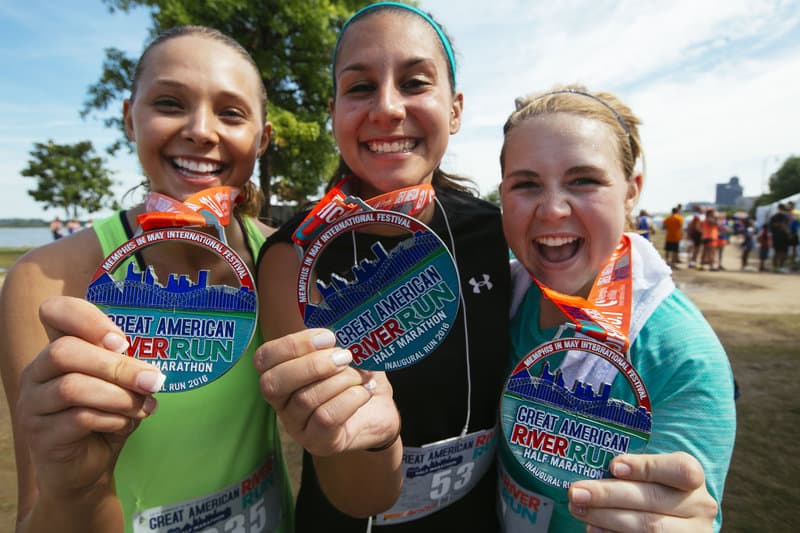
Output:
top-left (330, 10), bottom-right (463, 199)
top-left (500, 113), bottom-right (641, 297)
top-left (123, 34), bottom-right (270, 202)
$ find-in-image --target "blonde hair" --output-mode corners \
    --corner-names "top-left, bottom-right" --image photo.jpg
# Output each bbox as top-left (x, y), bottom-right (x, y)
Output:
top-left (500, 84), bottom-right (644, 181)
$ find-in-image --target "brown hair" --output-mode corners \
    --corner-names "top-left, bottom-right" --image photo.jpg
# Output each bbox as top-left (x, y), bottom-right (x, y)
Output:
top-left (326, 4), bottom-right (475, 195)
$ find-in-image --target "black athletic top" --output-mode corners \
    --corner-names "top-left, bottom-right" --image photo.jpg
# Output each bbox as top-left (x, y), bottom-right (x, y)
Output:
top-left (261, 187), bottom-right (511, 532)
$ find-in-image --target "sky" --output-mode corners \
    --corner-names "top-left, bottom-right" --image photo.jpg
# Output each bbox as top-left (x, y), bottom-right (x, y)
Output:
top-left (1, 0), bottom-right (799, 220)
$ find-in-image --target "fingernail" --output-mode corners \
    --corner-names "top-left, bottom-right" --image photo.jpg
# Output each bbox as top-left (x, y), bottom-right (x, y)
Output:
top-left (312, 330), bottom-right (336, 349)
top-left (571, 504), bottom-right (587, 517)
top-left (571, 487), bottom-right (591, 504)
top-left (136, 371), bottom-right (166, 393)
top-left (612, 461), bottom-right (632, 477)
top-left (363, 379), bottom-right (377, 393)
top-left (587, 526), bottom-right (605, 533)
top-left (102, 332), bottom-right (128, 353)
top-left (142, 395), bottom-right (158, 415)
top-left (331, 349), bottom-right (352, 367)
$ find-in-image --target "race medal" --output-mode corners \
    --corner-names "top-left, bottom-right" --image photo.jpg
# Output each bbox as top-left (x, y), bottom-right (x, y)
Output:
top-left (297, 209), bottom-right (460, 371)
top-left (500, 337), bottom-right (651, 492)
top-left (87, 227), bottom-right (257, 392)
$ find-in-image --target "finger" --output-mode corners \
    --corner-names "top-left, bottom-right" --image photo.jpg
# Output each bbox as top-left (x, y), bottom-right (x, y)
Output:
top-left (36, 373), bottom-right (157, 420)
top-left (254, 329), bottom-right (337, 373)
top-left (279, 367), bottom-right (371, 434)
top-left (609, 452), bottom-right (706, 491)
top-left (40, 296), bottom-right (126, 347)
top-left (26, 409), bottom-right (139, 459)
top-left (570, 478), bottom-right (691, 518)
top-left (24, 335), bottom-right (165, 395)
top-left (299, 377), bottom-right (380, 455)
top-left (259, 346), bottom-right (354, 408)
top-left (568, 504), bottom-right (712, 533)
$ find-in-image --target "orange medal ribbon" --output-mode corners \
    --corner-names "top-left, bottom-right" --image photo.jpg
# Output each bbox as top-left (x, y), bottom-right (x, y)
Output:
top-left (532, 235), bottom-right (633, 352)
top-left (138, 186), bottom-right (242, 231)
top-left (292, 177), bottom-right (435, 246)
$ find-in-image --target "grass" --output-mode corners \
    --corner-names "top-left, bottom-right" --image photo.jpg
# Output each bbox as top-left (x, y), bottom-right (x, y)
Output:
top-left (0, 248), bottom-right (30, 271)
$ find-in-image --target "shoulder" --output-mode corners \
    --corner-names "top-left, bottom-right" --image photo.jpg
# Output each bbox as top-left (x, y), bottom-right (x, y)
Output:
top-left (3, 229), bottom-right (103, 302)
top-left (632, 289), bottom-right (730, 383)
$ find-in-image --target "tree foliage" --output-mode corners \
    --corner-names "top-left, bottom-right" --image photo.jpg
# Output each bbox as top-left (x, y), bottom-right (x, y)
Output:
top-left (82, 0), bottom-right (370, 217)
top-left (22, 140), bottom-right (119, 218)
top-left (768, 156), bottom-right (800, 200)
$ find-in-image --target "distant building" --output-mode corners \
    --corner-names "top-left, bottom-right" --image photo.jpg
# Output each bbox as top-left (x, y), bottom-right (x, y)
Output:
top-left (716, 176), bottom-right (743, 207)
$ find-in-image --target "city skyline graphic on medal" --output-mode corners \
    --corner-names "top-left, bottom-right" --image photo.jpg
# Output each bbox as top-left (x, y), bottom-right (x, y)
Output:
top-left (297, 209), bottom-right (460, 371)
top-left (86, 227), bottom-right (257, 392)
top-left (500, 338), bottom-right (652, 491)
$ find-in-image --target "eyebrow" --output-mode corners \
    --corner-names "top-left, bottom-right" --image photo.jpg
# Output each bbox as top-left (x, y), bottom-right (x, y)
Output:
top-left (150, 79), bottom-right (255, 111)
top-left (504, 165), bottom-right (603, 179)
top-left (337, 57), bottom-right (435, 78)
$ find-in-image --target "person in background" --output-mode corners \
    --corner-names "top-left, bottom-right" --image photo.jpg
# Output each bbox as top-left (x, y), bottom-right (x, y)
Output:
top-left (700, 208), bottom-right (719, 270)
top-left (769, 203), bottom-right (791, 272)
top-left (635, 208), bottom-right (653, 240)
top-left (740, 217), bottom-right (755, 271)
top-left (662, 206), bottom-right (683, 268)
top-left (716, 215), bottom-right (730, 270)
top-left (758, 223), bottom-right (772, 272)
top-left (48, 216), bottom-right (63, 240)
top-left (687, 205), bottom-right (703, 268)
top-left (498, 84), bottom-right (735, 532)
top-left (66, 218), bottom-right (81, 234)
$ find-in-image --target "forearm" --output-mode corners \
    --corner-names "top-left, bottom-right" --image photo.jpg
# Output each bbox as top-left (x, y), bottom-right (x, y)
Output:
top-left (314, 438), bottom-right (404, 518)
top-left (18, 484), bottom-right (124, 533)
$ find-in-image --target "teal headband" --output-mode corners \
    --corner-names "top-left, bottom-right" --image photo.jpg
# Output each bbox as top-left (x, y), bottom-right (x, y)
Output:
top-left (332, 1), bottom-right (457, 91)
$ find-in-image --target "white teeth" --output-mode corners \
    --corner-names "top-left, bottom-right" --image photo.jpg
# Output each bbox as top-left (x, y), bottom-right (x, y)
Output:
top-left (367, 139), bottom-right (416, 153)
top-left (173, 157), bottom-right (221, 174)
top-left (536, 236), bottom-right (579, 247)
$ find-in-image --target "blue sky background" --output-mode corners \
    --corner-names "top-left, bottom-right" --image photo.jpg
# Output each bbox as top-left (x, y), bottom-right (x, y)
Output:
top-left (2, 0), bottom-right (799, 220)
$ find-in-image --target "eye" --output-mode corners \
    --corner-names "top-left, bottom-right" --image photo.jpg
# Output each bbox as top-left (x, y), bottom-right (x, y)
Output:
top-left (220, 108), bottom-right (247, 122)
top-left (402, 77), bottom-right (431, 91)
top-left (343, 81), bottom-right (374, 95)
top-left (153, 97), bottom-right (182, 112)
top-left (571, 176), bottom-right (601, 186)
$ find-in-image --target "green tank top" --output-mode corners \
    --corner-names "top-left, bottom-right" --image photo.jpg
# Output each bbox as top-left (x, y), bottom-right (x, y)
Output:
top-left (93, 212), bottom-right (294, 533)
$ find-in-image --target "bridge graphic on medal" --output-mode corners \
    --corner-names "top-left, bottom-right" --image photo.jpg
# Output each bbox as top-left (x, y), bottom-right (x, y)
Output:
top-left (304, 230), bottom-right (444, 327)
top-left (507, 362), bottom-right (652, 433)
top-left (87, 263), bottom-right (256, 313)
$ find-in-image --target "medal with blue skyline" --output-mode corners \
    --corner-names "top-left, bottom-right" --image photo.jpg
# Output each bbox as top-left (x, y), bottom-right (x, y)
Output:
top-left (298, 209), bottom-right (460, 371)
top-left (501, 338), bottom-right (652, 492)
top-left (87, 227), bottom-right (257, 392)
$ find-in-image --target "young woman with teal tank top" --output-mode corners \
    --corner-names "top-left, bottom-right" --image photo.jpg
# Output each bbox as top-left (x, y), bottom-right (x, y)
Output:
top-left (0, 25), bottom-right (401, 533)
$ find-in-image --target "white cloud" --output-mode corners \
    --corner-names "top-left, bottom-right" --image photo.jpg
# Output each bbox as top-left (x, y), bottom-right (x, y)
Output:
top-left (427, 0), bottom-right (800, 210)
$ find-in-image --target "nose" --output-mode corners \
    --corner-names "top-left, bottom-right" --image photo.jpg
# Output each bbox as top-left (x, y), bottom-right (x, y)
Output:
top-left (183, 105), bottom-right (219, 145)
top-left (368, 83), bottom-right (406, 125)
top-left (535, 186), bottom-right (572, 221)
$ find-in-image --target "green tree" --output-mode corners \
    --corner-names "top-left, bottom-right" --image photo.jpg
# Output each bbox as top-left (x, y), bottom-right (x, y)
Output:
top-left (82, 0), bottom-right (369, 219)
top-left (754, 156), bottom-right (800, 207)
top-left (22, 140), bottom-right (119, 218)
top-left (768, 156), bottom-right (800, 200)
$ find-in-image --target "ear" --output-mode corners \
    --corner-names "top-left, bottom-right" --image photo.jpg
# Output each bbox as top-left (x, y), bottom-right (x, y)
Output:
top-left (449, 92), bottom-right (464, 134)
top-left (258, 122), bottom-right (272, 157)
top-left (625, 172), bottom-right (643, 214)
top-left (328, 98), bottom-right (336, 135)
top-left (122, 99), bottom-right (135, 141)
